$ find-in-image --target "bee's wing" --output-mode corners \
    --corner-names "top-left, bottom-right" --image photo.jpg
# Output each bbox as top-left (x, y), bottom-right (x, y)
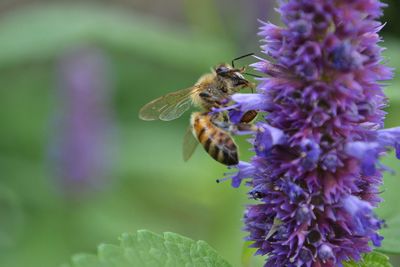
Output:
top-left (182, 125), bottom-right (198, 162)
top-left (139, 86), bottom-right (198, 121)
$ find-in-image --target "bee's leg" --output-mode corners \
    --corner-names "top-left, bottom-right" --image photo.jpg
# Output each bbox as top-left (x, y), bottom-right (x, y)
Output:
top-left (237, 123), bottom-right (258, 132)
top-left (213, 121), bottom-right (231, 131)
top-left (210, 112), bottom-right (258, 134)
top-left (222, 112), bottom-right (230, 123)
top-left (198, 92), bottom-right (214, 106)
top-left (199, 92), bottom-right (223, 107)
top-left (240, 110), bottom-right (258, 123)
top-left (228, 122), bottom-right (259, 135)
top-left (248, 81), bottom-right (256, 93)
top-left (210, 115), bottom-right (230, 131)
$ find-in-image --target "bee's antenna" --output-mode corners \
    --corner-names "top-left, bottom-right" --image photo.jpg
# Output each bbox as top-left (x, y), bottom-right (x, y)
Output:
top-left (243, 72), bottom-right (262, 78)
top-left (250, 85), bottom-right (254, 93)
top-left (231, 53), bottom-right (255, 68)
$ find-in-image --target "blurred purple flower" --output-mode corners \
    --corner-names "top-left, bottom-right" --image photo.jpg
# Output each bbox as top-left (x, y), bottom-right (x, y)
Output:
top-left (49, 45), bottom-right (115, 196)
top-left (222, 0), bottom-right (396, 265)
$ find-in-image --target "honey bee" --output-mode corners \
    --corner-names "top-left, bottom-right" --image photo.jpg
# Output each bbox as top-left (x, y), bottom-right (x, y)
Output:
top-left (139, 54), bottom-right (258, 165)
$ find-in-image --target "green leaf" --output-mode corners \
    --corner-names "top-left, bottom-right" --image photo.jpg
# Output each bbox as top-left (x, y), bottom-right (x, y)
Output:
top-left (343, 251), bottom-right (393, 267)
top-left (63, 230), bottom-right (232, 267)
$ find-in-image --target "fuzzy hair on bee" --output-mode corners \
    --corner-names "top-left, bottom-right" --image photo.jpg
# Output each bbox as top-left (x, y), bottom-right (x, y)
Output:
top-left (139, 56), bottom-right (257, 166)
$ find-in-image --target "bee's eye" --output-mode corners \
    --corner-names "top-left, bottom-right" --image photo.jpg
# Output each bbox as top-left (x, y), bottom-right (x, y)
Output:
top-left (216, 66), bottom-right (229, 76)
top-left (221, 87), bottom-right (228, 93)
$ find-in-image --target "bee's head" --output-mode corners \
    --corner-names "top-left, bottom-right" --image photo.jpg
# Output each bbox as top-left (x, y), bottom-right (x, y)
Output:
top-left (215, 64), bottom-right (249, 87)
top-left (215, 64), bottom-right (233, 77)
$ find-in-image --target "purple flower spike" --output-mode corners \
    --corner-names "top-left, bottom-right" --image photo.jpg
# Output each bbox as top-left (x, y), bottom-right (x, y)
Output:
top-left (222, 0), bottom-right (396, 265)
top-left (50, 46), bottom-right (115, 196)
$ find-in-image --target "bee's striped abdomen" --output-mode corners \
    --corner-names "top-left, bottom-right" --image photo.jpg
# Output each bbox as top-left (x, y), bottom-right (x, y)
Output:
top-left (191, 112), bottom-right (238, 166)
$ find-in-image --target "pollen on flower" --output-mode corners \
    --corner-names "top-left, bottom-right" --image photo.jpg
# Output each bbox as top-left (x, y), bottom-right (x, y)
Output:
top-left (222, 0), bottom-right (398, 266)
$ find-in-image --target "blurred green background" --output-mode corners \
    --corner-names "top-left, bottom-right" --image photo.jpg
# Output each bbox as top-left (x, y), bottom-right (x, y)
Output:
top-left (0, 1), bottom-right (399, 267)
